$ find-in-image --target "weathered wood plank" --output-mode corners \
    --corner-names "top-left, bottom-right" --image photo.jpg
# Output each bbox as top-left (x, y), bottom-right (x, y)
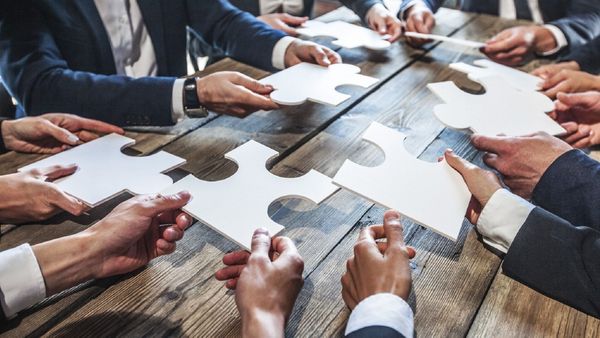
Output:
top-left (468, 271), bottom-right (600, 338)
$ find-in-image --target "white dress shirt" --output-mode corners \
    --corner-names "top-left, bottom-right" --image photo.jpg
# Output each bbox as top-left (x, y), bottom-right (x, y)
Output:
top-left (260, 0), bottom-right (305, 16)
top-left (402, 0), bottom-right (568, 55)
top-left (93, 0), bottom-right (294, 123)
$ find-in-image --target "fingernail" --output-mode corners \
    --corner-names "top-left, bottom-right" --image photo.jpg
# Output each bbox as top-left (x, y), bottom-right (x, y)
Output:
top-left (68, 134), bottom-right (80, 144)
top-left (447, 148), bottom-right (454, 153)
top-left (385, 213), bottom-right (402, 225)
top-left (254, 228), bottom-right (269, 236)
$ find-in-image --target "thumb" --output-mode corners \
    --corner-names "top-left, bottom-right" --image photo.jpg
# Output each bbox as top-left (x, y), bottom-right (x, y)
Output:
top-left (32, 164), bottom-right (78, 181)
top-left (233, 73), bottom-right (274, 95)
top-left (41, 120), bottom-right (80, 146)
top-left (281, 13), bottom-right (308, 25)
top-left (48, 185), bottom-right (85, 216)
top-left (139, 191), bottom-right (192, 217)
top-left (250, 228), bottom-right (272, 257)
top-left (444, 148), bottom-right (473, 176)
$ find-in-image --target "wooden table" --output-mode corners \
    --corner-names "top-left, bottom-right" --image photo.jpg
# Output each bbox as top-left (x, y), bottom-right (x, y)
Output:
top-left (2, 8), bottom-right (599, 337)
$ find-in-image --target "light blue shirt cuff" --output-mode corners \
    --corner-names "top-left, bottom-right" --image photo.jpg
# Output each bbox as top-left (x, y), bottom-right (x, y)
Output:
top-left (345, 293), bottom-right (414, 337)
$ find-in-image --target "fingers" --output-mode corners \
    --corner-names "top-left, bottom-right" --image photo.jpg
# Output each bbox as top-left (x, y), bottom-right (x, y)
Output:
top-left (280, 13), bottom-right (308, 26)
top-left (309, 45), bottom-right (332, 66)
top-left (470, 134), bottom-right (510, 154)
top-left (70, 116), bottom-right (125, 135)
top-left (156, 238), bottom-right (177, 256)
top-left (215, 264), bottom-right (245, 281)
top-left (137, 191), bottom-right (192, 217)
top-left (250, 228), bottom-right (272, 258)
top-left (444, 149), bottom-right (477, 176)
top-left (32, 164), bottom-right (78, 181)
top-left (156, 210), bottom-right (193, 230)
top-left (382, 210), bottom-right (406, 253)
top-left (48, 185), bottom-right (86, 216)
top-left (232, 73), bottom-right (275, 95)
top-left (484, 31), bottom-right (519, 55)
top-left (161, 225), bottom-right (184, 242)
top-left (272, 236), bottom-right (304, 272)
top-left (223, 250), bottom-right (251, 266)
top-left (323, 47), bottom-right (342, 64)
top-left (41, 120), bottom-right (80, 146)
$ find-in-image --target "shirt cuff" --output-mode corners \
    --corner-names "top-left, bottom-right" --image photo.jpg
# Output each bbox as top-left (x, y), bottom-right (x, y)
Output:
top-left (539, 25), bottom-right (569, 56)
top-left (477, 189), bottom-right (535, 253)
top-left (345, 293), bottom-right (414, 337)
top-left (171, 78), bottom-right (186, 123)
top-left (0, 244), bottom-right (46, 318)
top-left (399, 0), bottom-right (427, 21)
top-left (271, 36), bottom-right (296, 70)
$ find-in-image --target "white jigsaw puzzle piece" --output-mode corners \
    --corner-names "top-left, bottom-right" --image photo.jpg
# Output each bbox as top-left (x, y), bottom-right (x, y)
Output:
top-left (19, 133), bottom-right (186, 207)
top-left (260, 62), bottom-right (379, 106)
top-left (333, 122), bottom-right (471, 241)
top-left (297, 20), bottom-right (391, 50)
top-left (161, 140), bottom-right (339, 250)
top-left (428, 75), bottom-right (566, 136)
top-left (450, 59), bottom-right (543, 92)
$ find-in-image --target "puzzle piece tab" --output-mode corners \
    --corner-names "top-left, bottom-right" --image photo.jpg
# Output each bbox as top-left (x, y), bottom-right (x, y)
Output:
top-left (297, 20), bottom-right (391, 50)
top-left (450, 59), bottom-right (543, 92)
top-left (160, 140), bottom-right (339, 250)
top-left (333, 122), bottom-right (471, 241)
top-left (19, 133), bottom-right (186, 207)
top-left (260, 63), bottom-right (379, 106)
top-left (428, 75), bottom-right (566, 136)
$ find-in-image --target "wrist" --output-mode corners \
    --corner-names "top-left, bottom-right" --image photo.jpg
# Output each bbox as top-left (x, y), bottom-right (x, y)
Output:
top-left (533, 27), bottom-right (558, 54)
top-left (241, 309), bottom-right (285, 338)
top-left (32, 231), bottom-right (99, 296)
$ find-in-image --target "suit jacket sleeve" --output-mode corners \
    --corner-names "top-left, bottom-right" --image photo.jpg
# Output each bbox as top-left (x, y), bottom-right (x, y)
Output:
top-left (561, 35), bottom-right (600, 74)
top-left (547, 0), bottom-right (600, 52)
top-left (399, 0), bottom-right (444, 16)
top-left (185, 0), bottom-right (286, 72)
top-left (532, 149), bottom-right (600, 230)
top-left (0, 2), bottom-right (176, 127)
top-left (347, 326), bottom-right (406, 338)
top-left (503, 207), bottom-right (600, 318)
top-left (339, 0), bottom-right (383, 23)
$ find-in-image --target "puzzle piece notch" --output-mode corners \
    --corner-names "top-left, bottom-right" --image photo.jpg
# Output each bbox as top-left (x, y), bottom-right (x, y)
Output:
top-left (450, 59), bottom-right (543, 92)
top-left (161, 140), bottom-right (339, 250)
top-left (259, 63), bottom-right (379, 106)
top-left (427, 75), bottom-right (566, 137)
top-left (333, 122), bottom-right (471, 241)
top-left (297, 20), bottom-right (391, 50)
top-left (19, 133), bottom-right (186, 207)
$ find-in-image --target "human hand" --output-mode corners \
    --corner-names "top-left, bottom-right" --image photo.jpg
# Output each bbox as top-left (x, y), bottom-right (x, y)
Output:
top-left (196, 72), bottom-right (280, 116)
top-left (403, 3), bottom-right (435, 46)
top-left (257, 13), bottom-right (308, 36)
top-left (284, 39), bottom-right (342, 68)
top-left (366, 3), bottom-right (402, 42)
top-left (215, 229), bottom-right (304, 338)
top-left (483, 26), bottom-right (557, 66)
top-left (471, 133), bottom-right (572, 199)
top-left (537, 70), bottom-right (600, 99)
top-left (1, 114), bottom-right (124, 154)
top-left (531, 61), bottom-right (580, 80)
top-left (553, 91), bottom-right (600, 148)
top-left (32, 191), bottom-right (192, 296)
top-left (0, 164), bottom-right (85, 223)
top-left (341, 210), bottom-right (416, 310)
top-left (444, 150), bottom-right (503, 224)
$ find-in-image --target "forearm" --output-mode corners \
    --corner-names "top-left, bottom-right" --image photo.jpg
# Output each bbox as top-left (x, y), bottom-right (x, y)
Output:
top-left (241, 310), bottom-right (285, 338)
top-left (0, 120), bottom-right (7, 153)
top-left (32, 231), bottom-right (99, 296)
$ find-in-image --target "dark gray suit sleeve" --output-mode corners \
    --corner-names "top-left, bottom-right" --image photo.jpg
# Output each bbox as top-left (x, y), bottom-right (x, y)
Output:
top-left (548, 0), bottom-right (600, 52)
top-left (532, 149), bottom-right (600, 231)
top-left (346, 326), bottom-right (406, 338)
top-left (340, 0), bottom-right (384, 23)
top-left (561, 35), bottom-right (600, 74)
top-left (399, 0), bottom-right (443, 18)
top-left (503, 207), bottom-right (600, 318)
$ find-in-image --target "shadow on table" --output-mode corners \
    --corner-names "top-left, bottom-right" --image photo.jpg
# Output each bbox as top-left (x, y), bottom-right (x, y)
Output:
top-left (48, 311), bottom-right (186, 338)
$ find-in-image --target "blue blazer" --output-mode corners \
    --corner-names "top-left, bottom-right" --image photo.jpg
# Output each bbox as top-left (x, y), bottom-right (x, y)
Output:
top-left (563, 36), bottom-right (600, 74)
top-left (400, 0), bottom-right (600, 54)
top-left (228, 0), bottom-right (382, 21)
top-left (0, 0), bottom-right (286, 126)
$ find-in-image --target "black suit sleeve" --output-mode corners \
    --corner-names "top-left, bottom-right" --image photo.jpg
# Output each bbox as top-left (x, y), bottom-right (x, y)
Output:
top-left (503, 207), bottom-right (600, 318)
top-left (0, 120), bottom-right (6, 153)
top-left (346, 326), bottom-right (406, 338)
top-left (532, 149), bottom-right (600, 230)
top-left (340, 0), bottom-right (384, 23)
top-left (561, 35), bottom-right (600, 74)
top-left (548, 0), bottom-right (600, 53)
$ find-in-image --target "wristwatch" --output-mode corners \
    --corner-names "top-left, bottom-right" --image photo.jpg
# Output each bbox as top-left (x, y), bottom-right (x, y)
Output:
top-left (183, 76), bottom-right (209, 118)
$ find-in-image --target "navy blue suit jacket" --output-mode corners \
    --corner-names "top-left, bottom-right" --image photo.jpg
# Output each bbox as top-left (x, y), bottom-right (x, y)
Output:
top-left (504, 207), bottom-right (600, 318)
top-left (562, 36), bottom-right (600, 74)
top-left (229, 0), bottom-right (382, 21)
top-left (400, 0), bottom-right (600, 54)
top-left (0, 0), bottom-right (286, 126)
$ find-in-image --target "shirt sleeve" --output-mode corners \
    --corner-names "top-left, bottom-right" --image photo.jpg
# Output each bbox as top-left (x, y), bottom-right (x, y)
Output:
top-left (171, 78), bottom-right (186, 123)
top-left (271, 36), bottom-right (296, 70)
top-left (539, 25), bottom-right (569, 56)
top-left (476, 189), bottom-right (535, 253)
top-left (0, 244), bottom-right (46, 318)
top-left (399, 0), bottom-right (428, 21)
top-left (345, 293), bottom-right (414, 337)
